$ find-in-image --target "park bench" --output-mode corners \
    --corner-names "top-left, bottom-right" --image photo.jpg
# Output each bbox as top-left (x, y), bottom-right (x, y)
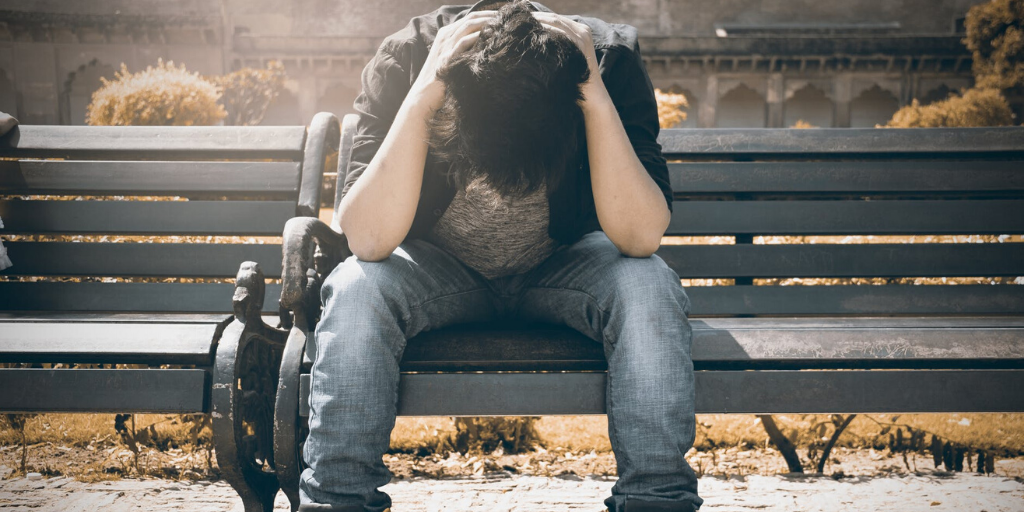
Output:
top-left (256, 115), bottom-right (1024, 512)
top-left (0, 113), bottom-right (340, 511)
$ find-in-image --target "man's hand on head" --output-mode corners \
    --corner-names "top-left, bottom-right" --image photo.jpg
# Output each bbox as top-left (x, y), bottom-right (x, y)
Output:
top-left (410, 10), bottom-right (498, 112)
top-left (531, 12), bottom-right (608, 107)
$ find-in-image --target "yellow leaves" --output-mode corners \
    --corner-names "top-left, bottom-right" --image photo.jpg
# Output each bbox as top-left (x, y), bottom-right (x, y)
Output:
top-left (85, 60), bottom-right (227, 127)
top-left (654, 88), bottom-right (689, 128)
top-left (885, 87), bottom-right (1014, 128)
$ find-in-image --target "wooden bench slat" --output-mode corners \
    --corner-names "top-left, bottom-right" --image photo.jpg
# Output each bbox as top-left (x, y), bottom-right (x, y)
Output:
top-left (0, 200), bottom-right (295, 235)
top-left (0, 369), bottom-right (208, 413)
top-left (667, 199), bottom-right (1024, 235)
top-left (0, 125), bottom-right (306, 159)
top-left (657, 243), bottom-right (1024, 278)
top-left (687, 285), bottom-right (1024, 316)
top-left (301, 317), bottom-right (1024, 372)
top-left (669, 161), bottom-right (1024, 194)
top-left (0, 321), bottom-right (224, 365)
top-left (382, 317), bottom-right (1024, 372)
top-left (658, 127), bottom-right (1024, 155)
top-left (0, 312), bottom-right (233, 323)
top-left (4, 242), bottom-right (282, 278)
top-left (0, 160), bottom-right (301, 195)
top-left (297, 370), bottom-right (1024, 416)
top-left (0, 282), bottom-right (281, 313)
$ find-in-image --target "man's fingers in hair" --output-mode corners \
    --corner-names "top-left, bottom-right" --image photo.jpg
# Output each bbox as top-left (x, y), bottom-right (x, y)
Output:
top-left (448, 14), bottom-right (496, 43)
top-left (461, 10), bottom-right (497, 21)
top-left (452, 31), bottom-right (483, 55)
top-left (532, 12), bottom-right (587, 38)
top-left (538, 23), bottom-right (571, 39)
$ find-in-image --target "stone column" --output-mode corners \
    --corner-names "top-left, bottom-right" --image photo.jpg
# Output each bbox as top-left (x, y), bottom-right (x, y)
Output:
top-left (700, 75), bottom-right (718, 128)
top-left (834, 73), bottom-right (853, 128)
top-left (767, 73), bottom-right (784, 127)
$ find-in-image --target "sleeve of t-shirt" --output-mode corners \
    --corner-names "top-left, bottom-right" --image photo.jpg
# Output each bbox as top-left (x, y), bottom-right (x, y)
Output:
top-left (597, 40), bottom-right (674, 213)
top-left (341, 40), bottom-right (413, 201)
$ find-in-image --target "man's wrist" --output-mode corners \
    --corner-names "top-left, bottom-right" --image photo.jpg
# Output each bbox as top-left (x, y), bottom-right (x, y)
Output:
top-left (581, 81), bottom-right (613, 115)
top-left (403, 83), bottom-right (444, 119)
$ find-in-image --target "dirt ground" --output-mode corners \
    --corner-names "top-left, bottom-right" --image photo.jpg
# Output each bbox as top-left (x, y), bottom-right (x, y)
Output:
top-left (2, 469), bottom-right (1023, 511)
top-left (2, 447), bottom-right (1023, 511)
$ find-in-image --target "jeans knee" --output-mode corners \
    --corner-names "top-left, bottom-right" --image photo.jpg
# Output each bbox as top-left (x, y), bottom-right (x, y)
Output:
top-left (606, 256), bottom-right (689, 316)
top-left (322, 255), bottom-right (405, 310)
top-left (317, 256), bottom-right (412, 361)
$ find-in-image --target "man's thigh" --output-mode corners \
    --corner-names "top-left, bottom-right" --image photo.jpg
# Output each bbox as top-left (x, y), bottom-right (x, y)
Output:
top-left (513, 230), bottom-right (688, 340)
top-left (318, 238), bottom-right (501, 340)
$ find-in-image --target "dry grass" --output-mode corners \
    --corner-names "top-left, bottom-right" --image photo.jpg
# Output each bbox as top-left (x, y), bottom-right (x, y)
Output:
top-left (7, 413), bottom-right (1020, 459)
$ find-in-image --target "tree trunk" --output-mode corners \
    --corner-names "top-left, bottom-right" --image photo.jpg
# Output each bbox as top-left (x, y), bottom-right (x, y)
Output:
top-left (817, 414), bottom-right (856, 473)
top-left (758, 415), bottom-right (803, 473)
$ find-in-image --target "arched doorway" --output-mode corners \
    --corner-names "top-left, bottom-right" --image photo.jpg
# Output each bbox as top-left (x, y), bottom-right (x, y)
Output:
top-left (850, 84), bottom-right (900, 128)
top-left (784, 83), bottom-right (834, 128)
top-left (64, 60), bottom-right (115, 125)
top-left (716, 83), bottom-right (766, 128)
top-left (919, 84), bottom-right (955, 105)
top-left (0, 69), bottom-right (15, 117)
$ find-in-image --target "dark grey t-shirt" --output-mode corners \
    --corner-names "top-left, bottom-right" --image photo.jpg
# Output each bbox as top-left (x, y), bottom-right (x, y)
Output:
top-left (425, 177), bottom-right (562, 279)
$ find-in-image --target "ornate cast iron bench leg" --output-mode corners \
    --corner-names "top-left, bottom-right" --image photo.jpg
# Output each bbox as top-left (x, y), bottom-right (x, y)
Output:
top-left (275, 216), bottom-right (349, 511)
top-left (214, 262), bottom-right (288, 512)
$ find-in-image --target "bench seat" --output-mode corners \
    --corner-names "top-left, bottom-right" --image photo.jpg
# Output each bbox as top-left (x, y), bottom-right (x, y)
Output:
top-left (295, 317), bottom-right (1024, 416)
top-left (0, 313), bottom-right (230, 366)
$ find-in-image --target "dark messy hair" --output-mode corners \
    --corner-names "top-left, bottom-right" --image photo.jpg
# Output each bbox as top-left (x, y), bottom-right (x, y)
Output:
top-left (427, 0), bottom-right (591, 196)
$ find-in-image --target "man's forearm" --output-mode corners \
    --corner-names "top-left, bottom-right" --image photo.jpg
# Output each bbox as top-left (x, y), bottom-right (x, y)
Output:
top-left (582, 84), bottom-right (671, 257)
top-left (337, 93), bottom-right (435, 261)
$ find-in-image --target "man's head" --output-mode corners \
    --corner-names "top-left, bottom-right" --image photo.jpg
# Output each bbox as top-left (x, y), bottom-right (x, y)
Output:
top-left (428, 0), bottom-right (591, 196)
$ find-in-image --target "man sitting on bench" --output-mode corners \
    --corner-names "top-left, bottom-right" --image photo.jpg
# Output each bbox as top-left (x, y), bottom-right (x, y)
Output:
top-left (300, 1), bottom-right (702, 511)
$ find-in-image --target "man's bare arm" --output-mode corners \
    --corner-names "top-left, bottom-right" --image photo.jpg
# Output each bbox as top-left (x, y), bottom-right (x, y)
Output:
top-left (338, 12), bottom-right (497, 261)
top-left (536, 13), bottom-right (671, 258)
top-left (580, 84), bottom-right (671, 258)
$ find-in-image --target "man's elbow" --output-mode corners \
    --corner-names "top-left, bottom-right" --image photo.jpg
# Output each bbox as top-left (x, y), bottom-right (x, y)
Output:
top-left (339, 221), bottom-right (397, 262)
top-left (346, 236), bottom-right (396, 262)
top-left (616, 235), bottom-right (662, 258)
top-left (608, 228), bottom-right (663, 258)
top-left (610, 211), bottom-right (669, 258)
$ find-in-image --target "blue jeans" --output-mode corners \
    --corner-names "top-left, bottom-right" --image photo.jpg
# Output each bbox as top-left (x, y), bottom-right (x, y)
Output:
top-left (300, 231), bottom-right (702, 511)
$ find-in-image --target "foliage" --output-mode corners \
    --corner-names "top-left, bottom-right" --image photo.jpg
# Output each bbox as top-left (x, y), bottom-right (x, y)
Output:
top-left (452, 417), bottom-right (540, 454)
top-left (866, 415), bottom-right (998, 474)
top-left (964, 0), bottom-right (1024, 89)
top-left (885, 87), bottom-right (1014, 127)
top-left (210, 61), bottom-right (287, 126)
top-left (86, 60), bottom-right (226, 126)
top-left (654, 88), bottom-right (689, 128)
top-left (2, 414), bottom-right (30, 476)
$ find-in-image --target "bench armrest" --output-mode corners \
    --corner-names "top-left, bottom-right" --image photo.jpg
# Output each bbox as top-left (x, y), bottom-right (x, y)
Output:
top-left (281, 217), bottom-right (351, 321)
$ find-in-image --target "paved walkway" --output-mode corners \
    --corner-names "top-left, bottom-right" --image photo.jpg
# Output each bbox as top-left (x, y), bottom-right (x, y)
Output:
top-left (1, 473), bottom-right (1022, 511)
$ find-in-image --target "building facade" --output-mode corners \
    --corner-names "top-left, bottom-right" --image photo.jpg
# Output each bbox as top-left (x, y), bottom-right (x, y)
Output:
top-left (0, 0), bottom-right (990, 127)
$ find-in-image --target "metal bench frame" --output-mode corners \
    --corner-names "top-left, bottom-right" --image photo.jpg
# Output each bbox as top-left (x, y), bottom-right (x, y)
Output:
top-left (0, 113), bottom-right (340, 511)
top-left (263, 115), bottom-right (1024, 512)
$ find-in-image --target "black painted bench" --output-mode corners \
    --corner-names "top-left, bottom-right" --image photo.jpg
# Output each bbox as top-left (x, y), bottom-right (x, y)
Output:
top-left (0, 113), bottom-right (340, 510)
top-left (251, 116), bottom-right (1024, 512)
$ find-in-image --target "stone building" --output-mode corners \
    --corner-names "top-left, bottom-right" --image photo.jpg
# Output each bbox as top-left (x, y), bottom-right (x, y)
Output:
top-left (0, 0), bottom-right (992, 127)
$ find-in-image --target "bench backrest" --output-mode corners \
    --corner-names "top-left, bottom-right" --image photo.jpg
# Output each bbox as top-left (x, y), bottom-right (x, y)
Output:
top-left (0, 114), bottom-right (339, 314)
top-left (659, 127), bottom-right (1024, 317)
top-left (334, 115), bottom-right (1023, 317)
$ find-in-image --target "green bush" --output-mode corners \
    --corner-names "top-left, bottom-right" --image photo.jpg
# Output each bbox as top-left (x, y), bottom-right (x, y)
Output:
top-left (86, 60), bottom-right (226, 126)
top-left (885, 87), bottom-right (1013, 127)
